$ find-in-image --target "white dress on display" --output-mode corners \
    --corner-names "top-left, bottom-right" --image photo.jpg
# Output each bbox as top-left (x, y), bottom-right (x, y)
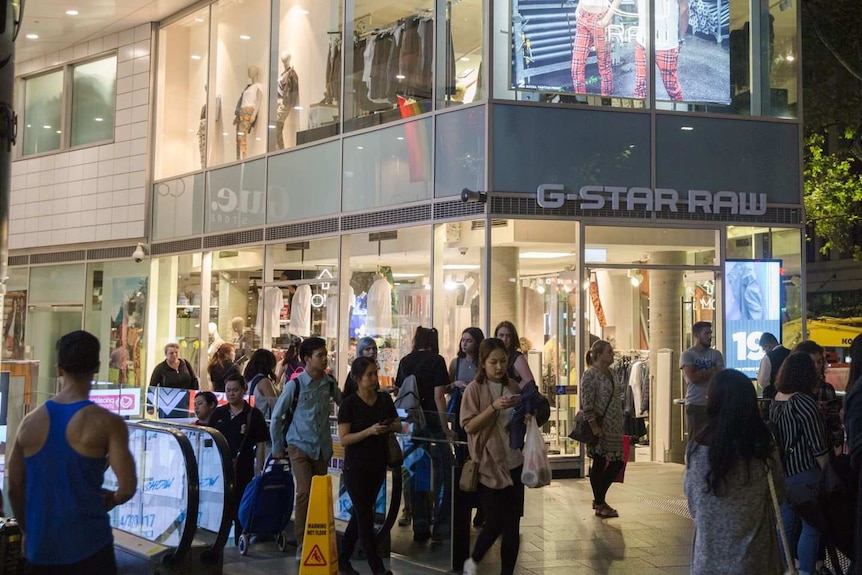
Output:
top-left (256, 286), bottom-right (283, 339)
top-left (290, 284), bottom-right (312, 337)
top-left (325, 285), bottom-right (355, 339)
top-left (366, 277), bottom-right (392, 335)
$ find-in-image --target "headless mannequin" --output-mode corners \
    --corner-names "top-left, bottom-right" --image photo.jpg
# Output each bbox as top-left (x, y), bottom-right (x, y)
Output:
top-left (198, 85), bottom-right (208, 168)
top-left (208, 322), bottom-right (224, 358)
top-left (276, 52), bottom-right (300, 150)
top-left (234, 65), bottom-right (263, 160)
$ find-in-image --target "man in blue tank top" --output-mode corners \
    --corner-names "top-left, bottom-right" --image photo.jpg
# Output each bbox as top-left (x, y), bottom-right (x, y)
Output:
top-left (7, 330), bottom-right (137, 574)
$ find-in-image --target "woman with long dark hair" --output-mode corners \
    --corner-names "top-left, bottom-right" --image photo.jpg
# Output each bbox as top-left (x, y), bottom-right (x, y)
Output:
top-left (193, 391), bottom-right (218, 426)
top-left (685, 369), bottom-right (785, 574)
top-left (243, 349), bottom-right (280, 423)
top-left (337, 356), bottom-right (400, 575)
top-left (580, 339), bottom-right (624, 518)
top-left (460, 338), bottom-right (524, 575)
top-left (208, 343), bottom-right (238, 392)
top-left (449, 328), bottom-right (484, 391)
top-left (770, 352), bottom-right (829, 574)
top-left (493, 321), bottom-right (535, 386)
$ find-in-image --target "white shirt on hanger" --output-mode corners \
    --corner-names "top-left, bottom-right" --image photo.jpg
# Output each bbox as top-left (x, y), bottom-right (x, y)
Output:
top-left (256, 286), bottom-right (283, 339)
top-left (366, 277), bottom-right (392, 335)
top-left (290, 284), bottom-right (312, 337)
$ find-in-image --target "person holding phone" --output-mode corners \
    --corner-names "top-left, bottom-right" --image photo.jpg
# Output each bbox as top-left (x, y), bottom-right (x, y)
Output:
top-left (337, 356), bottom-right (400, 575)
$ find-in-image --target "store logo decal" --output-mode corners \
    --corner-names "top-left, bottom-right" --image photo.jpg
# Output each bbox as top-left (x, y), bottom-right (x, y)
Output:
top-left (210, 186), bottom-right (264, 226)
top-left (536, 184), bottom-right (767, 215)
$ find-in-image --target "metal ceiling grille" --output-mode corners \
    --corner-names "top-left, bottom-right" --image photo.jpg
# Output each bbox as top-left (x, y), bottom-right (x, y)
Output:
top-left (87, 246), bottom-right (138, 261)
top-left (433, 199), bottom-right (486, 221)
top-left (471, 219), bottom-right (509, 230)
top-left (266, 218), bottom-right (339, 241)
top-left (30, 250), bottom-right (87, 265)
top-left (342, 204), bottom-right (432, 231)
top-left (203, 229), bottom-right (264, 249)
top-left (152, 238), bottom-right (203, 256)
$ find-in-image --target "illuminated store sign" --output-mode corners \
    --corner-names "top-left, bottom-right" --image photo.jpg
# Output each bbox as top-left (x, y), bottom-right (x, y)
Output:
top-left (536, 184), bottom-right (768, 215)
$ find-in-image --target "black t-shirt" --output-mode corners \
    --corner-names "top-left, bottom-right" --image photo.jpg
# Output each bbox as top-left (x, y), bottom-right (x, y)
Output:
top-left (212, 402), bottom-right (268, 464)
top-left (208, 361), bottom-right (239, 392)
top-left (337, 392), bottom-right (398, 471)
top-left (150, 359), bottom-right (199, 390)
top-left (395, 350), bottom-right (449, 413)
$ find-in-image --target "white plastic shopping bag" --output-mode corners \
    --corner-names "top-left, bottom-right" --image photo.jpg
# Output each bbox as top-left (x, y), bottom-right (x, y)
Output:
top-left (521, 418), bottom-right (551, 488)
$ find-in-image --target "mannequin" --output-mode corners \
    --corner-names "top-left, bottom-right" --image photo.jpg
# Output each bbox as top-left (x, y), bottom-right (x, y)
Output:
top-left (366, 270), bottom-right (392, 336)
top-left (207, 322), bottom-right (224, 358)
top-left (198, 85), bottom-right (207, 168)
top-left (275, 52), bottom-right (300, 150)
top-left (234, 65), bottom-right (263, 160)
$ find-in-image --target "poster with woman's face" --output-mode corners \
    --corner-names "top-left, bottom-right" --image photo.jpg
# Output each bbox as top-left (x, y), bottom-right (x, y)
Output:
top-left (3, 291), bottom-right (27, 360)
top-left (510, 0), bottom-right (730, 104)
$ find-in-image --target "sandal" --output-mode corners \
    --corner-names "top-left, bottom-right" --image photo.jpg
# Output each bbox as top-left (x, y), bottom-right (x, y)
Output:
top-left (595, 504), bottom-right (619, 518)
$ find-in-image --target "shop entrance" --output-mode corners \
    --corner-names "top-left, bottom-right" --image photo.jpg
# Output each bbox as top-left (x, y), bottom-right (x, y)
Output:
top-left (26, 305), bottom-right (84, 407)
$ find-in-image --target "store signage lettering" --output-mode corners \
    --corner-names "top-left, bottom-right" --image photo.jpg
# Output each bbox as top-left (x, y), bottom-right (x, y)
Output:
top-left (535, 185), bottom-right (768, 215)
top-left (210, 187), bottom-right (264, 226)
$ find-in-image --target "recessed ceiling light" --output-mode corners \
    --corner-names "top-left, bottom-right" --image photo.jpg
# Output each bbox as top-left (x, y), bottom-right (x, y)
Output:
top-left (396, 137), bottom-right (404, 140)
top-left (26, 33), bottom-right (39, 40)
top-left (520, 251), bottom-right (573, 259)
top-left (356, 146), bottom-right (364, 150)
top-left (42, 125), bottom-right (51, 129)
top-left (442, 264), bottom-right (480, 270)
top-left (66, 10), bottom-right (79, 16)
top-left (94, 117), bottom-right (103, 122)
top-left (194, 17), bottom-right (204, 22)
top-left (293, 105), bottom-right (303, 110)
top-left (460, 57), bottom-right (470, 62)
top-left (239, 35), bottom-right (251, 40)
top-left (56, 130), bottom-right (62, 134)
top-left (395, 74), bottom-right (405, 80)
top-left (191, 55), bottom-right (202, 60)
top-left (680, 126), bottom-right (694, 131)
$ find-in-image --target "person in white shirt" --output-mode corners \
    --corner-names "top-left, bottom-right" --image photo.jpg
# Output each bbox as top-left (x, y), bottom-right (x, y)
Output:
top-left (634, 0), bottom-right (688, 100)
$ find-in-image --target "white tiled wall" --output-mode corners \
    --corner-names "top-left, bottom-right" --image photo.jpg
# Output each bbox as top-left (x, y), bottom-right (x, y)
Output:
top-left (9, 24), bottom-right (153, 250)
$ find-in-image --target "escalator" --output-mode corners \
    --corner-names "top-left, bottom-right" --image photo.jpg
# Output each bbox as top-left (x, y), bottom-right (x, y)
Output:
top-left (104, 421), bottom-right (234, 574)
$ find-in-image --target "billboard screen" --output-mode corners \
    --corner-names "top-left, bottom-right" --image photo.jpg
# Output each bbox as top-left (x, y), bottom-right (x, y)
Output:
top-left (724, 259), bottom-right (782, 376)
top-left (511, 0), bottom-right (730, 105)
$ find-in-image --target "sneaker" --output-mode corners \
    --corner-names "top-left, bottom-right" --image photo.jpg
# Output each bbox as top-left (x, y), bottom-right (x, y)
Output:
top-left (398, 510), bottom-right (412, 527)
top-left (463, 558), bottom-right (478, 575)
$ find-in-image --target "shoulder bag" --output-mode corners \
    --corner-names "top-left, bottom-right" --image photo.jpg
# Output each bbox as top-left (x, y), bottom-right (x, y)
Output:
top-left (569, 378), bottom-right (614, 446)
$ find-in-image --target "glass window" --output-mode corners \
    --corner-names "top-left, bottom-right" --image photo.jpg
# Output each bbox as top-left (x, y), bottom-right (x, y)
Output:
top-left (70, 56), bottom-right (117, 147)
top-left (763, 0), bottom-right (797, 117)
top-left (84, 261), bottom-right (148, 387)
top-left (267, 141), bottom-right (341, 223)
top-left (342, 117), bottom-right (432, 211)
top-left (206, 158), bottom-right (266, 232)
top-left (152, 173), bottom-right (206, 240)
top-left (585, 225), bottom-right (718, 265)
top-left (271, 0), bottom-right (343, 151)
top-left (151, 254), bottom-right (205, 376)
top-left (29, 264), bottom-right (86, 303)
top-left (22, 70), bottom-right (64, 156)
top-left (209, 0), bottom-right (270, 166)
top-left (264, 239), bottom-right (340, 354)
top-left (3, 268), bottom-right (29, 361)
top-left (435, 106), bottom-right (484, 198)
top-left (343, 0), bottom-right (434, 132)
top-left (154, 7), bottom-right (211, 179)
top-left (437, 0), bottom-right (483, 108)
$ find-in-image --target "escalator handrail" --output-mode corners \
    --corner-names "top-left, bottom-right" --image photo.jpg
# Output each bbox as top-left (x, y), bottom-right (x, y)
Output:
top-left (142, 420), bottom-right (236, 558)
top-left (126, 421), bottom-right (200, 565)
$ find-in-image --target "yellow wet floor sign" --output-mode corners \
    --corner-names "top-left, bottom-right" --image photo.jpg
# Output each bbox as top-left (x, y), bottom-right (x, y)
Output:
top-left (299, 474), bottom-right (338, 575)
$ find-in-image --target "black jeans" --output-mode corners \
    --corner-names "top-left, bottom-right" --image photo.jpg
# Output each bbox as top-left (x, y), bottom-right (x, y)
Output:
top-left (589, 454), bottom-right (624, 506)
top-left (28, 542), bottom-right (117, 575)
top-left (340, 465), bottom-right (386, 573)
top-left (471, 466), bottom-right (524, 575)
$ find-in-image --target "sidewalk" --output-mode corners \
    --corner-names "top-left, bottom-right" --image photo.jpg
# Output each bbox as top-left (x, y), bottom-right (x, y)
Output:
top-left (223, 462), bottom-right (693, 575)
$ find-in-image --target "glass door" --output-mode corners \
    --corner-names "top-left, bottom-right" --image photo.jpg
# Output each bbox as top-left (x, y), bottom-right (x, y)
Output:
top-left (26, 305), bottom-right (84, 407)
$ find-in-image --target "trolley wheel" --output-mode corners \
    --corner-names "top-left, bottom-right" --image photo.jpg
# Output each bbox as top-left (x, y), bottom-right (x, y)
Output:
top-left (277, 531), bottom-right (287, 552)
top-left (238, 534), bottom-right (249, 555)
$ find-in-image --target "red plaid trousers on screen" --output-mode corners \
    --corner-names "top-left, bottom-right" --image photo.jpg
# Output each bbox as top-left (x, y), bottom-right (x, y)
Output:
top-left (634, 42), bottom-right (684, 101)
top-left (570, 11), bottom-right (614, 96)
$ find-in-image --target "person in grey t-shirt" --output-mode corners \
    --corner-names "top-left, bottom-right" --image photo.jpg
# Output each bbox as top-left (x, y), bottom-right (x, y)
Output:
top-left (680, 321), bottom-right (724, 440)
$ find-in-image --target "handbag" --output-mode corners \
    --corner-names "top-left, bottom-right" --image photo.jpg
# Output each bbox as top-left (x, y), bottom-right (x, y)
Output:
top-left (459, 458), bottom-right (479, 492)
top-left (767, 464), bottom-right (799, 575)
top-left (569, 383), bottom-right (614, 446)
top-left (386, 434), bottom-right (404, 467)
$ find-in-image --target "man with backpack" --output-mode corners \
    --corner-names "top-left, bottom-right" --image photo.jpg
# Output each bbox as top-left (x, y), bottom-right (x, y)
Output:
top-left (270, 337), bottom-right (341, 559)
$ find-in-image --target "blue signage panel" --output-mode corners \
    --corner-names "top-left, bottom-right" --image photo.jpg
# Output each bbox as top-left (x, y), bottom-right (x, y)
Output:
top-left (724, 259), bottom-right (782, 376)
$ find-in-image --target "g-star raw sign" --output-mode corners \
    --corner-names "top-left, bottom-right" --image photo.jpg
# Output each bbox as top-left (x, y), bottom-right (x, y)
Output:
top-left (536, 185), bottom-right (768, 215)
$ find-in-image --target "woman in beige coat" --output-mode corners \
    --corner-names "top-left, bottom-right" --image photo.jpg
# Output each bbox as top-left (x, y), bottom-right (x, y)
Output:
top-left (460, 338), bottom-right (524, 575)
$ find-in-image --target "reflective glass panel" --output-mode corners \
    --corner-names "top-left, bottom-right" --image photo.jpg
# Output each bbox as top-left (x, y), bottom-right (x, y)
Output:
top-left (71, 56), bottom-right (117, 147)
top-left (22, 70), bottom-right (63, 156)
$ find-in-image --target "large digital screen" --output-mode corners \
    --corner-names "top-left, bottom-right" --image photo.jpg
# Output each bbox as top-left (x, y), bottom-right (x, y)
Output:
top-left (724, 259), bottom-right (782, 376)
top-left (511, 0), bottom-right (730, 105)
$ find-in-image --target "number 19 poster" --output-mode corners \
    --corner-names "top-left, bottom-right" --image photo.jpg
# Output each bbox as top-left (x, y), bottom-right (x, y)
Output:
top-left (724, 260), bottom-right (782, 376)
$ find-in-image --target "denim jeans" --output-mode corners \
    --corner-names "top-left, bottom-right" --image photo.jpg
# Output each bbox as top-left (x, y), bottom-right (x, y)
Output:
top-left (779, 467), bottom-right (822, 574)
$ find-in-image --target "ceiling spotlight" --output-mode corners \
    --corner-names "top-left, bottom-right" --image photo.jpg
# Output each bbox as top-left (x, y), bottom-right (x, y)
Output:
top-left (194, 17), bottom-right (205, 22)
top-left (239, 35), bottom-right (251, 40)
top-left (460, 57), bottom-right (470, 62)
top-left (66, 10), bottom-right (79, 16)
top-left (26, 33), bottom-right (39, 40)
top-left (629, 271), bottom-right (644, 287)
top-left (191, 54), bottom-right (202, 60)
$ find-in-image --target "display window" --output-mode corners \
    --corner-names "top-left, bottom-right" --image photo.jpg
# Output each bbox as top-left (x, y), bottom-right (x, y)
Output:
top-left (263, 240), bottom-right (340, 362)
top-left (150, 254), bottom-right (204, 374)
top-left (584, 225), bottom-right (718, 266)
top-left (154, 7), bottom-right (211, 179)
top-left (764, 0), bottom-right (797, 117)
top-left (3, 268), bottom-right (29, 361)
top-left (342, 225), bottom-right (432, 388)
top-left (343, 0), bottom-right (434, 132)
top-left (437, 0), bottom-right (484, 107)
top-left (209, 0), bottom-right (271, 167)
top-left (270, 0), bottom-right (343, 150)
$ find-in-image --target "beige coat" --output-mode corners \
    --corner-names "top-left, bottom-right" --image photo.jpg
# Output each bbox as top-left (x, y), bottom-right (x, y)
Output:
top-left (460, 379), bottom-right (521, 489)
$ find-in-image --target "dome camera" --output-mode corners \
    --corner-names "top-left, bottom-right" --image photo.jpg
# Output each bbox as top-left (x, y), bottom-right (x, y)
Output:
top-left (132, 243), bottom-right (148, 263)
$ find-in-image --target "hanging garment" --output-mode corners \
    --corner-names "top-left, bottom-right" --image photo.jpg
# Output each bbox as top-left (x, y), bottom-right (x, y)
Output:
top-left (290, 284), bottom-right (312, 338)
top-left (365, 278), bottom-right (392, 335)
top-left (256, 286), bottom-right (283, 339)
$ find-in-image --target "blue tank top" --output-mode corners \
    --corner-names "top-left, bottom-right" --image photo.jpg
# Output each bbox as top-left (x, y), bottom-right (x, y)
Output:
top-left (24, 400), bottom-right (114, 565)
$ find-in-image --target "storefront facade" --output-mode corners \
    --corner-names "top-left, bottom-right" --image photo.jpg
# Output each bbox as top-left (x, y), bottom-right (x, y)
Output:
top-left (7, 0), bottom-right (802, 468)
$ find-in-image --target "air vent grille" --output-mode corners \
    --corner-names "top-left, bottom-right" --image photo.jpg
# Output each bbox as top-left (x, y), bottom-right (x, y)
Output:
top-left (87, 246), bottom-right (137, 261)
top-left (471, 219), bottom-right (509, 230)
top-left (152, 238), bottom-right (203, 255)
top-left (434, 200), bottom-right (486, 220)
top-left (342, 204), bottom-right (432, 231)
top-left (203, 228), bottom-right (264, 249)
top-left (8, 255), bottom-right (28, 266)
top-left (31, 250), bottom-right (86, 265)
top-left (266, 218), bottom-right (339, 241)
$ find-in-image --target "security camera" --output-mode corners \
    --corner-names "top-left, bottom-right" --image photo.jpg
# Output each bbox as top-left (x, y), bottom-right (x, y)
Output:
top-left (459, 247), bottom-right (469, 256)
top-left (132, 243), bottom-right (148, 263)
top-left (460, 188), bottom-right (487, 204)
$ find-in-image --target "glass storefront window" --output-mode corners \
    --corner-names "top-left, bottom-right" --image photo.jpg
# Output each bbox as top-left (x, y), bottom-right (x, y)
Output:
top-left (271, 0), bottom-right (343, 150)
top-left (209, 0), bottom-right (270, 166)
top-left (264, 239), bottom-right (340, 356)
top-left (154, 7), bottom-right (211, 179)
top-left (436, 0), bottom-right (483, 108)
top-left (152, 173), bottom-right (206, 240)
top-left (3, 268), bottom-right (30, 361)
top-left (267, 141), bottom-right (341, 223)
top-left (342, 226), bottom-right (432, 388)
top-left (150, 254), bottom-right (204, 376)
top-left (205, 158), bottom-right (266, 233)
top-left (342, 117), bottom-right (432, 212)
top-left (585, 225), bottom-right (719, 266)
top-left (70, 56), bottom-right (117, 147)
top-left (22, 70), bottom-right (64, 156)
top-left (435, 105), bottom-right (485, 198)
top-left (343, 0), bottom-right (434, 132)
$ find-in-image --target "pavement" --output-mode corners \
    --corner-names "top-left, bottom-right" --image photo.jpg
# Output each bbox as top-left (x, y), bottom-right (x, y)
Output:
top-left (222, 461), bottom-right (695, 574)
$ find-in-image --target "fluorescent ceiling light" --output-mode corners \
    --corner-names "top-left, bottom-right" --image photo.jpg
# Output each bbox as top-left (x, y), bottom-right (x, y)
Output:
top-left (191, 55), bottom-right (202, 60)
top-left (442, 264), bottom-right (479, 270)
top-left (66, 10), bottom-right (79, 16)
top-left (680, 126), bottom-right (694, 131)
top-left (26, 34), bottom-right (39, 39)
top-left (520, 251), bottom-right (572, 259)
top-left (393, 273), bottom-right (423, 278)
top-left (460, 57), bottom-right (470, 62)
top-left (94, 117), bottom-right (103, 122)
top-left (239, 35), bottom-right (251, 40)
top-left (195, 18), bottom-right (205, 22)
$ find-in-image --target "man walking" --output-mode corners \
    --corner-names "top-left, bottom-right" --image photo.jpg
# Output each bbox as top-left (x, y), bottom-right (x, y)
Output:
top-left (634, 0), bottom-right (689, 101)
top-left (680, 322), bottom-right (724, 440)
top-left (271, 337), bottom-right (341, 558)
top-left (8, 330), bottom-right (137, 574)
top-left (756, 332), bottom-right (789, 398)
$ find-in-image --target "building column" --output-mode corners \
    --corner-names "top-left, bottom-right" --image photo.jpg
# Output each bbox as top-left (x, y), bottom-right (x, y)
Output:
top-left (487, 246), bottom-right (520, 335)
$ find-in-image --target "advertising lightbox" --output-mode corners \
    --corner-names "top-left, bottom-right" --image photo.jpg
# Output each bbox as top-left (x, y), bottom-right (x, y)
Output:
top-left (724, 259), bottom-right (782, 376)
